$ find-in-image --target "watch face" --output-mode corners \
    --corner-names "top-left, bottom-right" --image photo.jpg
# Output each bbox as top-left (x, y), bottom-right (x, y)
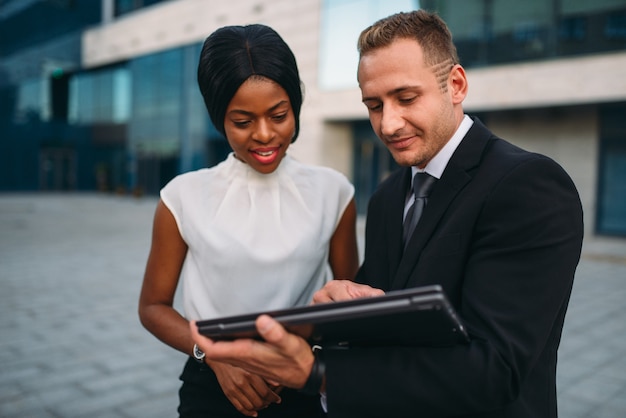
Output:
top-left (193, 344), bottom-right (205, 360)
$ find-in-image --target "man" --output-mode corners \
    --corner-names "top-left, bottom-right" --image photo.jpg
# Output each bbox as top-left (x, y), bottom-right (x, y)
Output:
top-left (190, 10), bottom-right (584, 417)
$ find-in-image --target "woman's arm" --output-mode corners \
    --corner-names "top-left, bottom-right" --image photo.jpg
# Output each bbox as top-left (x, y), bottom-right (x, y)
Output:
top-left (138, 199), bottom-right (281, 416)
top-left (138, 199), bottom-right (191, 354)
top-left (328, 198), bottom-right (359, 281)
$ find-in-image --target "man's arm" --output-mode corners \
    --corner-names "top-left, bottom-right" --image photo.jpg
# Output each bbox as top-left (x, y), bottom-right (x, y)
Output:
top-left (189, 281), bottom-right (384, 390)
top-left (324, 156), bottom-right (584, 416)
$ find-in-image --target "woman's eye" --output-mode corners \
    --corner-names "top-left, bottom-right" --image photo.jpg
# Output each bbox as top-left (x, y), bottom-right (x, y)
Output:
top-left (272, 113), bottom-right (288, 122)
top-left (233, 120), bottom-right (250, 128)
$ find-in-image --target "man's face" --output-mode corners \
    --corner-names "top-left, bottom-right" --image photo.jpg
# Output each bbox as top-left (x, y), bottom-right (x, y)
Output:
top-left (357, 38), bottom-right (464, 168)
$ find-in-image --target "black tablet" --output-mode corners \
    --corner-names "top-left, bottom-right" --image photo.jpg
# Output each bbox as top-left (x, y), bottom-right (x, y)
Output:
top-left (196, 285), bottom-right (469, 347)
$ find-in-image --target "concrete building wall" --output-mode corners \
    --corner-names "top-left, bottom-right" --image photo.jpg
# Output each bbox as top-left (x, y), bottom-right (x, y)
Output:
top-left (487, 108), bottom-right (599, 235)
top-left (464, 52), bottom-right (626, 110)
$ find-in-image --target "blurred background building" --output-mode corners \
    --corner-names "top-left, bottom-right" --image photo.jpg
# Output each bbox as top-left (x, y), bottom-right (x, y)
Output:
top-left (1, 0), bottom-right (625, 237)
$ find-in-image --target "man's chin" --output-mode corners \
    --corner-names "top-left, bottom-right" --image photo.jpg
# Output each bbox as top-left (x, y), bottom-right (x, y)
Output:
top-left (390, 151), bottom-right (421, 168)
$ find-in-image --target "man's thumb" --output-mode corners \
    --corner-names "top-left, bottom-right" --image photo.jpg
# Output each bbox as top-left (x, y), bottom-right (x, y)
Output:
top-left (256, 315), bottom-right (284, 344)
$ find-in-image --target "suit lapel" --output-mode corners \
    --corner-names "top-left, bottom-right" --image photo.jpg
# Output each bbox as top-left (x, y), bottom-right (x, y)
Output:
top-left (385, 168), bottom-right (412, 288)
top-left (389, 118), bottom-right (494, 290)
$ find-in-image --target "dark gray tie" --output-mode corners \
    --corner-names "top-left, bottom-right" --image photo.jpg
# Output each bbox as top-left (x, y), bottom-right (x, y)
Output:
top-left (403, 172), bottom-right (437, 247)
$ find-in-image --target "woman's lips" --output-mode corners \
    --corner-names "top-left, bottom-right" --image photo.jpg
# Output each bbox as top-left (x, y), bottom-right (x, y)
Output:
top-left (250, 147), bottom-right (280, 164)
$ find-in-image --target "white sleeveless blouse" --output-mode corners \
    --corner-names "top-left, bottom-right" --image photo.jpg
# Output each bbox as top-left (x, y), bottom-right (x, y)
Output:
top-left (161, 153), bottom-right (354, 320)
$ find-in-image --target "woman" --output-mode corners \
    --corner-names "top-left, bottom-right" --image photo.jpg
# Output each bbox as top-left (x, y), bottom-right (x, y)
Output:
top-left (138, 24), bottom-right (359, 417)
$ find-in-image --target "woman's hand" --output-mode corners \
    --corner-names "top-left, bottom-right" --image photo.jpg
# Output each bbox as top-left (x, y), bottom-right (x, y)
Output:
top-left (209, 360), bottom-right (281, 417)
top-left (190, 316), bottom-right (315, 390)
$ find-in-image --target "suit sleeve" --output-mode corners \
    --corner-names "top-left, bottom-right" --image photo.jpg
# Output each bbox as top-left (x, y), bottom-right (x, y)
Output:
top-left (325, 156), bottom-right (584, 416)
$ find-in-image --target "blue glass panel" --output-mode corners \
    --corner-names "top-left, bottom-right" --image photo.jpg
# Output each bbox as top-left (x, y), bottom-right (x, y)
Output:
top-left (128, 46), bottom-right (183, 194)
top-left (597, 104), bottom-right (626, 236)
top-left (599, 151), bottom-right (626, 233)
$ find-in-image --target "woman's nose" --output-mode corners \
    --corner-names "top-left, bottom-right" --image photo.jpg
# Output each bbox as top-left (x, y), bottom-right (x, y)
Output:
top-left (252, 119), bottom-right (273, 143)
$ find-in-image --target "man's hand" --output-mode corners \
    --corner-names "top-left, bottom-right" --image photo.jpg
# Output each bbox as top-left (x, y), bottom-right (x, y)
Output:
top-left (209, 360), bottom-right (281, 417)
top-left (312, 279), bottom-right (385, 304)
top-left (190, 315), bottom-right (315, 390)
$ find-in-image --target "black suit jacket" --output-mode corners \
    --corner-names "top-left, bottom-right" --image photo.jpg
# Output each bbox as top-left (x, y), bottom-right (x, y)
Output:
top-left (325, 118), bottom-right (584, 417)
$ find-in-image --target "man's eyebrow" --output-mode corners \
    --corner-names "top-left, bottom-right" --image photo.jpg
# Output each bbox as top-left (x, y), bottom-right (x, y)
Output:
top-left (361, 96), bottom-right (379, 103)
top-left (362, 85), bottom-right (420, 102)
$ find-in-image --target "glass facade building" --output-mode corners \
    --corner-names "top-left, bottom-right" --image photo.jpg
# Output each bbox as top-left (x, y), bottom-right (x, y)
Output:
top-left (427, 0), bottom-right (626, 66)
top-left (1, 0), bottom-right (625, 235)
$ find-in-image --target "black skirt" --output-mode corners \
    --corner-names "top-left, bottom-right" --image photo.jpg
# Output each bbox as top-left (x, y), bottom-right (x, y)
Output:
top-left (178, 357), bottom-right (323, 418)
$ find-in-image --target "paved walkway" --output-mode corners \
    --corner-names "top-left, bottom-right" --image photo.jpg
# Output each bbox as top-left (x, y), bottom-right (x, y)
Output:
top-left (1, 193), bottom-right (625, 417)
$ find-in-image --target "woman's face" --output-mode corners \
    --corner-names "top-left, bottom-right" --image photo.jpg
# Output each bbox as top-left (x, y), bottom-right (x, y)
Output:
top-left (224, 77), bottom-right (295, 174)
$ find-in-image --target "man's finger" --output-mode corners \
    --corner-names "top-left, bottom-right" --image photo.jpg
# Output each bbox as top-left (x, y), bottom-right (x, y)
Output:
top-left (347, 285), bottom-right (385, 299)
top-left (255, 315), bottom-right (286, 345)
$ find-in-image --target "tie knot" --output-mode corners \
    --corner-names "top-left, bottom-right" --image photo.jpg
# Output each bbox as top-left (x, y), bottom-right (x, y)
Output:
top-left (412, 172), bottom-right (437, 198)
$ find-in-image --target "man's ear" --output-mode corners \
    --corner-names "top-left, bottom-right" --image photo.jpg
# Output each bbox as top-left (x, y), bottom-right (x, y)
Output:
top-left (449, 64), bottom-right (468, 104)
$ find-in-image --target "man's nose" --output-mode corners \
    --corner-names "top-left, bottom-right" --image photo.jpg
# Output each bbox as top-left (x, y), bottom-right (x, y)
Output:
top-left (380, 105), bottom-right (405, 137)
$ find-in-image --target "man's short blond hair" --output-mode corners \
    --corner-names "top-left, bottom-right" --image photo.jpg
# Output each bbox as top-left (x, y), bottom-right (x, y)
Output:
top-left (358, 10), bottom-right (460, 91)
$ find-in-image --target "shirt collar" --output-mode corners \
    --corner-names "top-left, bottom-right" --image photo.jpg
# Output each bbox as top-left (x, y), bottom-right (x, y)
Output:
top-left (412, 114), bottom-right (473, 180)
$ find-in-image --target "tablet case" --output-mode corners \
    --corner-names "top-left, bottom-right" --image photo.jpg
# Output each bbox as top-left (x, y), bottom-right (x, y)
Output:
top-left (196, 285), bottom-right (469, 347)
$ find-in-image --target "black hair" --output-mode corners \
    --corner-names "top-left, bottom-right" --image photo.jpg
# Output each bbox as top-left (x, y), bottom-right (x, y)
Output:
top-left (197, 24), bottom-right (303, 142)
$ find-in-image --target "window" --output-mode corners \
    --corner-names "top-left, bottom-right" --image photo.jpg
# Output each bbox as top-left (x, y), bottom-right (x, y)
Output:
top-left (597, 103), bottom-right (626, 236)
top-left (129, 48), bottom-right (182, 156)
top-left (68, 66), bottom-right (130, 125)
top-left (14, 78), bottom-right (49, 124)
top-left (319, 0), bottom-right (419, 90)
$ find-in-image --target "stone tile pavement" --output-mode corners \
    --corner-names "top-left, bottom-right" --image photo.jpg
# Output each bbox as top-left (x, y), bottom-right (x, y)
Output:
top-left (0, 193), bottom-right (625, 417)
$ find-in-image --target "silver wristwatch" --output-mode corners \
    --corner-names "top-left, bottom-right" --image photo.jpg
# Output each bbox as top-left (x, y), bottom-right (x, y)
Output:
top-left (192, 344), bottom-right (205, 363)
